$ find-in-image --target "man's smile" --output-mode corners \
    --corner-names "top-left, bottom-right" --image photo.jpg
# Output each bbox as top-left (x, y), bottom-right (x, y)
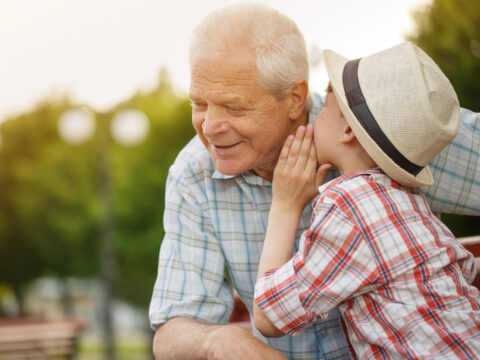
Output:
top-left (210, 141), bottom-right (243, 154)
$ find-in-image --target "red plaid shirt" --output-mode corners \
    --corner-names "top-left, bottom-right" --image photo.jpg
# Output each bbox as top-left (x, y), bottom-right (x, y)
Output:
top-left (255, 169), bottom-right (480, 359)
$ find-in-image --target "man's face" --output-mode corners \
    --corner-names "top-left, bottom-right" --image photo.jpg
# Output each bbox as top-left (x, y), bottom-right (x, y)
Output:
top-left (189, 50), bottom-right (292, 179)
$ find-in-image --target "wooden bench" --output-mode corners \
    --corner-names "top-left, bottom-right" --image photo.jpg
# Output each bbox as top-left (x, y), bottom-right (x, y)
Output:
top-left (458, 235), bottom-right (480, 289)
top-left (229, 291), bottom-right (252, 333)
top-left (0, 318), bottom-right (84, 360)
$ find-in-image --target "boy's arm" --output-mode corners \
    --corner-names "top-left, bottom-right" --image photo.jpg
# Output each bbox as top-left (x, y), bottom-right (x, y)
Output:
top-left (253, 204), bottom-right (304, 337)
top-left (253, 125), bottom-right (331, 337)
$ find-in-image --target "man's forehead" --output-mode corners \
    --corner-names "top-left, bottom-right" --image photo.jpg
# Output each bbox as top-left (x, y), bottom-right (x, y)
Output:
top-left (189, 74), bottom-right (258, 104)
top-left (189, 52), bottom-right (258, 94)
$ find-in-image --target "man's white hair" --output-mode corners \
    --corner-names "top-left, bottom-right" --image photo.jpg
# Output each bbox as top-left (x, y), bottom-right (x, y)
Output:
top-left (189, 3), bottom-right (312, 111)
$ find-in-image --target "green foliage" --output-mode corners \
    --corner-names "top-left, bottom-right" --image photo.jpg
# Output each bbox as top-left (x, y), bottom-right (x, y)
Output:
top-left (0, 100), bottom-right (99, 296)
top-left (111, 86), bottom-right (195, 308)
top-left (0, 75), bottom-right (195, 310)
top-left (408, 0), bottom-right (480, 112)
top-left (409, 0), bottom-right (480, 237)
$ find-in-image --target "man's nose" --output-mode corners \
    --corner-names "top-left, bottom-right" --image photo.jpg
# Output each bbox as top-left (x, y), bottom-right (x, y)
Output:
top-left (202, 108), bottom-right (229, 137)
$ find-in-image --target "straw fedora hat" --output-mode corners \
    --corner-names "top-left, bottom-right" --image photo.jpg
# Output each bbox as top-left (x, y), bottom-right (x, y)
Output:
top-left (322, 42), bottom-right (460, 187)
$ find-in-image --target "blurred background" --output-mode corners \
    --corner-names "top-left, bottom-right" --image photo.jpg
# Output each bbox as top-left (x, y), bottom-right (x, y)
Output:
top-left (0, 0), bottom-right (478, 359)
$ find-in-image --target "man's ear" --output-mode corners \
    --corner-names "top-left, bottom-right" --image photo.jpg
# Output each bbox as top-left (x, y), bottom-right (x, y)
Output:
top-left (340, 125), bottom-right (356, 144)
top-left (288, 79), bottom-right (308, 121)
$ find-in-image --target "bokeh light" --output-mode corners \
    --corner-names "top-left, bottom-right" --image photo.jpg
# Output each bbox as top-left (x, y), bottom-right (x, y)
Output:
top-left (58, 108), bottom-right (96, 145)
top-left (110, 109), bottom-right (149, 147)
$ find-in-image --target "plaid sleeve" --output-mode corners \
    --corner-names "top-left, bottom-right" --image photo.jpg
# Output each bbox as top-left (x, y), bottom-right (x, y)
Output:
top-left (421, 108), bottom-right (480, 215)
top-left (255, 203), bottom-right (378, 335)
top-left (255, 259), bottom-right (313, 336)
top-left (149, 166), bottom-right (233, 330)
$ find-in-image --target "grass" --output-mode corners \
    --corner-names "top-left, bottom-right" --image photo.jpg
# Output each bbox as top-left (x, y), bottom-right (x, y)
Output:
top-left (76, 333), bottom-right (152, 360)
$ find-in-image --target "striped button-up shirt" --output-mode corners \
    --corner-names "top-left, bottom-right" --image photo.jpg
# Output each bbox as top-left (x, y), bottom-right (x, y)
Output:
top-left (255, 169), bottom-right (480, 359)
top-left (149, 93), bottom-right (480, 359)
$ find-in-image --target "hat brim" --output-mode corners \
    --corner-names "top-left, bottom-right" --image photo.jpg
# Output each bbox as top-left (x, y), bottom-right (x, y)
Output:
top-left (322, 49), bottom-right (433, 187)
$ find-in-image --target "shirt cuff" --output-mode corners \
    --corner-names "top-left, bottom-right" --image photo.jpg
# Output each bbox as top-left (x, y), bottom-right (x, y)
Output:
top-left (254, 259), bottom-right (315, 335)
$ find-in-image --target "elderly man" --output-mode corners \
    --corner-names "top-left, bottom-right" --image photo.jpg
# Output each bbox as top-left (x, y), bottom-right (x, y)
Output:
top-left (149, 3), bottom-right (480, 359)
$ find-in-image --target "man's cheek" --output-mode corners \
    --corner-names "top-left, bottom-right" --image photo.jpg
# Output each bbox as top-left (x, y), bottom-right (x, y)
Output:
top-left (192, 118), bottom-right (203, 134)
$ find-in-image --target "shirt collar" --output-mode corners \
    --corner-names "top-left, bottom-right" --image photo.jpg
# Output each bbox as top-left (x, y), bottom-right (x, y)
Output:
top-left (212, 170), bottom-right (236, 180)
top-left (318, 167), bottom-right (385, 193)
top-left (212, 169), bottom-right (271, 186)
top-left (308, 92), bottom-right (324, 125)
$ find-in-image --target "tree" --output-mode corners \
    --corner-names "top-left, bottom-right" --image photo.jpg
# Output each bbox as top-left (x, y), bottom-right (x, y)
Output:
top-left (112, 82), bottom-right (196, 309)
top-left (0, 100), bottom-right (98, 314)
top-left (409, 0), bottom-right (480, 112)
top-left (408, 0), bottom-right (480, 236)
top-left (0, 68), bottom-right (196, 317)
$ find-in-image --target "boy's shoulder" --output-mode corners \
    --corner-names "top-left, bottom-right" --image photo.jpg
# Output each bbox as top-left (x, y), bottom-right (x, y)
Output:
top-left (314, 168), bottom-right (433, 225)
top-left (316, 168), bottom-right (406, 207)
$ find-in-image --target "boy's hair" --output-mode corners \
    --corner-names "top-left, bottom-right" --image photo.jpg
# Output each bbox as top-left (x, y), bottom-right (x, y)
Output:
top-left (326, 82), bottom-right (333, 93)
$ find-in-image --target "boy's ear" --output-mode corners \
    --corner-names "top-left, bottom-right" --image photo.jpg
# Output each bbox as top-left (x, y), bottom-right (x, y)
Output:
top-left (288, 79), bottom-right (308, 121)
top-left (340, 125), bottom-right (356, 144)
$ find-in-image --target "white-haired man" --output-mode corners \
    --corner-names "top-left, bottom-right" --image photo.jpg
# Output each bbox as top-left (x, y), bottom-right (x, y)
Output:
top-left (149, 4), bottom-right (480, 359)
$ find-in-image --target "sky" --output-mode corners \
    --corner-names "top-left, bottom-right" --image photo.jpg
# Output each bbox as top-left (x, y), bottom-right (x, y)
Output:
top-left (0, 0), bottom-right (431, 122)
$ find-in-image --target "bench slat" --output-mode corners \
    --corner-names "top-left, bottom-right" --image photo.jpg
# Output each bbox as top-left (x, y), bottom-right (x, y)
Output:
top-left (0, 319), bottom-right (83, 359)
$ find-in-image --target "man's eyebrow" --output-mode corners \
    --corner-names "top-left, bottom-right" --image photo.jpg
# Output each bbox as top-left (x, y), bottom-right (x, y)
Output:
top-left (217, 96), bottom-right (248, 105)
top-left (188, 92), bottom-right (200, 101)
top-left (189, 93), bottom-right (248, 106)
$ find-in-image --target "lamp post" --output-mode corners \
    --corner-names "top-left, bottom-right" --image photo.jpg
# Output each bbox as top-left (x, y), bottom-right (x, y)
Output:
top-left (58, 107), bottom-right (149, 360)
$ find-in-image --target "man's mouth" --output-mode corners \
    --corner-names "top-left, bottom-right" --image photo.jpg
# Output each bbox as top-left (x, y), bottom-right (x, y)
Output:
top-left (213, 143), bottom-right (237, 149)
top-left (211, 142), bottom-right (242, 153)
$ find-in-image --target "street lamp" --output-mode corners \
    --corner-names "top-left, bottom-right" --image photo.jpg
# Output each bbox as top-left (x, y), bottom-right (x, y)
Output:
top-left (58, 108), bottom-right (96, 145)
top-left (58, 107), bottom-right (149, 360)
top-left (110, 109), bottom-right (149, 147)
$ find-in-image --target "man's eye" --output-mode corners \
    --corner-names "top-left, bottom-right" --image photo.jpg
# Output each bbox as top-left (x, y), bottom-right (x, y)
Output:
top-left (228, 106), bottom-right (244, 113)
top-left (191, 103), bottom-right (206, 111)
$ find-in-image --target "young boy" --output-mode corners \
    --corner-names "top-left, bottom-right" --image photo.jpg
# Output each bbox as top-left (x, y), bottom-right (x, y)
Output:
top-left (253, 42), bottom-right (480, 359)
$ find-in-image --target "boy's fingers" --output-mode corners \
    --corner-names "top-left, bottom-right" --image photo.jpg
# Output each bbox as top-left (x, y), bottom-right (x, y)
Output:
top-left (285, 126), bottom-right (305, 168)
top-left (296, 124), bottom-right (314, 170)
top-left (305, 142), bottom-right (317, 175)
top-left (277, 135), bottom-right (294, 169)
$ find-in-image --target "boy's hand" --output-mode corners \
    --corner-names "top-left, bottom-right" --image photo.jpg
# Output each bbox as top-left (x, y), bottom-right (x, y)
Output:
top-left (272, 125), bottom-right (331, 216)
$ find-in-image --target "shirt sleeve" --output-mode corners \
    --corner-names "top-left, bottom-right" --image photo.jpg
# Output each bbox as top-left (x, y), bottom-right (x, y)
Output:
top-left (420, 108), bottom-right (480, 215)
top-left (149, 166), bottom-right (233, 330)
top-left (254, 202), bottom-right (379, 335)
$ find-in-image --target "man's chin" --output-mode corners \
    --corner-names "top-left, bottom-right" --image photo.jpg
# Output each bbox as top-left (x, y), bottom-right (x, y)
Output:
top-left (213, 159), bottom-right (248, 176)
